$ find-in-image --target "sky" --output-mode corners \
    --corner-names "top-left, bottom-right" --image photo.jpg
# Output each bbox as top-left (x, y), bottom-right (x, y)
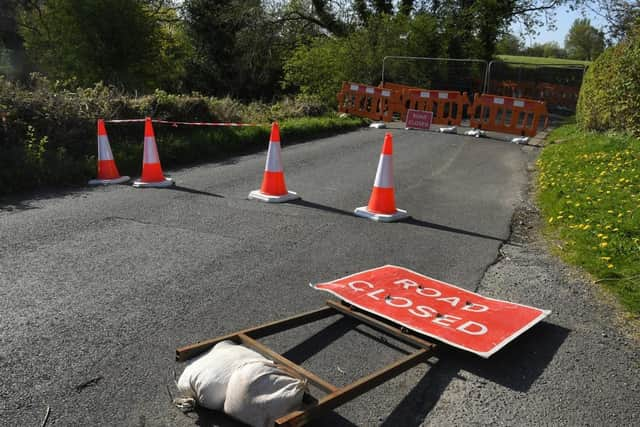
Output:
top-left (511, 6), bottom-right (608, 47)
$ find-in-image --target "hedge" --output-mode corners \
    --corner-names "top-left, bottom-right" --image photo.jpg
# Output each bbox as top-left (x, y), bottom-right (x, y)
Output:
top-left (0, 75), bottom-right (362, 196)
top-left (576, 25), bottom-right (640, 137)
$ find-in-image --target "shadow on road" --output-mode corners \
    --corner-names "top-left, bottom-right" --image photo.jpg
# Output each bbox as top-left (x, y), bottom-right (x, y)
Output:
top-left (382, 321), bottom-right (570, 427)
top-left (288, 199), bottom-right (355, 217)
top-left (400, 217), bottom-right (506, 243)
top-left (288, 198), bottom-right (506, 243)
top-left (167, 185), bottom-right (224, 198)
top-left (282, 317), bottom-right (358, 363)
top-left (181, 315), bottom-right (568, 427)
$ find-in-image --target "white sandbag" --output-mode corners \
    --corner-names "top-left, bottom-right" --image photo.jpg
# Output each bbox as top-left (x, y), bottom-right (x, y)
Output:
top-left (176, 340), bottom-right (268, 410)
top-left (224, 361), bottom-right (308, 427)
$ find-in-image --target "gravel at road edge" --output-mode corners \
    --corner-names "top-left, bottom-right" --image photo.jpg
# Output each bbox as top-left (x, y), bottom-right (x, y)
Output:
top-left (418, 156), bottom-right (640, 426)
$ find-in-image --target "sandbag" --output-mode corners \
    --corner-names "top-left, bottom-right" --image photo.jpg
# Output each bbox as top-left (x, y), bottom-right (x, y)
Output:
top-left (176, 340), bottom-right (268, 410)
top-left (224, 360), bottom-right (308, 427)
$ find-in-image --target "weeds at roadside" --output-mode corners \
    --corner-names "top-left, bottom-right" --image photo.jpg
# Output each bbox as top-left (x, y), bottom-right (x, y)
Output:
top-left (537, 124), bottom-right (640, 316)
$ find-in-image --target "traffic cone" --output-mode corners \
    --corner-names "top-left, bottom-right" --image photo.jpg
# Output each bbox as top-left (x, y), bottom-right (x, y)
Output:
top-left (248, 122), bottom-right (299, 202)
top-left (354, 133), bottom-right (408, 222)
top-left (88, 119), bottom-right (130, 185)
top-left (132, 117), bottom-right (174, 188)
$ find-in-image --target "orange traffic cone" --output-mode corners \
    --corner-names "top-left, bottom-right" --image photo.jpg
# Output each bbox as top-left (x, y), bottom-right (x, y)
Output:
top-left (132, 117), bottom-right (174, 188)
top-left (248, 122), bottom-right (299, 202)
top-left (354, 133), bottom-right (408, 222)
top-left (88, 119), bottom-right (129, 185)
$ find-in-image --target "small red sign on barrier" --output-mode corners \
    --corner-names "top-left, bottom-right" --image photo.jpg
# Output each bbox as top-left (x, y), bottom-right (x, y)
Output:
top-left (405, 109), bottom-right (433, 130)
top-left (313, 265), bottom-right (550, 358)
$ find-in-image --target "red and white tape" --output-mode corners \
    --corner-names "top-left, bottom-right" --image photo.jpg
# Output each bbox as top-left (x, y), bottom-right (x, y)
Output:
top-left (103, 118), bottom-right (259, 127)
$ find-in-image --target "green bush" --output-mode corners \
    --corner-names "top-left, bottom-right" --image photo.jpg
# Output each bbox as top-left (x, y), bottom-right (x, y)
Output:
top-left (576, 25), bottom-right (640, 136)
top-left (0, 75), bottom-right (360, 196)
top-left (283, 14), bottom-right (442, 106)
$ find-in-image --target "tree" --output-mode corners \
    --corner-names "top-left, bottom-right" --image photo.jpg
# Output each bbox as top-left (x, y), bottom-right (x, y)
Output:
top-left (495, 33), bottom-right (525, 55)
top-left (542, 41), bottom-right (567, 57)
top-left (18, 0), bottom-right (189, 91)
top-left (183, 0), bottom-right (289, 99)
top-left (582, 1), bottom-right (640, 41)
top-left (565, 18), bottom-right (606, 60)
top-left (0, 1), bottom-right (35, 79)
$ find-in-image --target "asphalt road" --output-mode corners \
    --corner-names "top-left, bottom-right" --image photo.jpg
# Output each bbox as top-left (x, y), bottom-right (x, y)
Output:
top-left (2, 127), bottom-right (635, 426)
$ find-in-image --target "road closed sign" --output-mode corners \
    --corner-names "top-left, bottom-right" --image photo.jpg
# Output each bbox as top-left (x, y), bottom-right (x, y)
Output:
top-left (312, 265), bottom-right (550, 358)
top-left (405, 109), bottom-right (433, 130)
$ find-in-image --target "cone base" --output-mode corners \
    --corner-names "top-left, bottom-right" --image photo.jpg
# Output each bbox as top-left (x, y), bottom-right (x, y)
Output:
top-left (354, 206), bottom-right (409, 222)
top-left (88, 176), bottom-right (130, 186)
top-left (248, 190), bottom-right (299, 203)
top-left (132, 177), bottom-right (174, 188)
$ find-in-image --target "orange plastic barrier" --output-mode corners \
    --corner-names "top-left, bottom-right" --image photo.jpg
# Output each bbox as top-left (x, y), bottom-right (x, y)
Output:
top-left (337, 82), bottom-right (404, 122)
top-left (537, 83), bottom-right (579, 111)
top-left (469, 94), bottom-right (548, 137)
top-left (403, 89), bottom-right (471, 125)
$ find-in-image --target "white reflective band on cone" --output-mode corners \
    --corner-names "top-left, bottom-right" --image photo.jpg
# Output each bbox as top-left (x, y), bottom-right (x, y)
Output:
top-left (98, 135), bottom-right (114, 161)
top-left (264, 141), bottom-right (283, 172)
top-left (143, 137), bottom-right (160, 164)
top-left (373, 154), bottom-right (393, 188)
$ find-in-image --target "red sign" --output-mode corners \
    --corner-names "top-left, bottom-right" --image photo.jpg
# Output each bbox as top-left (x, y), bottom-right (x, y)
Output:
top-left (313, 265), bottom-right (550, 358)
top-left (405, 109), bottom-right (433, 130)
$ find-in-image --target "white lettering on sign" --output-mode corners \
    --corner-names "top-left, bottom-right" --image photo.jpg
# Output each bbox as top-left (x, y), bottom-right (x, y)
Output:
top-left (420, 91), bottom-right (430, 98)
top-left (437, 296), bottom-right (460, 307)
top-left (494, 97), bottom-right (505, 105)
top-left (348, 280), bottom-right (373, 292)
top-left (382, 90), bottom-right (391, 97)
top-left (350, 84), bottom-right (359, 91)
top-left (409, 305), bottom-right (437, 318)
top-left (339, 277), bottom-right (498, 336)
top-left (432, 314), bottom-right (461, 327)
top-left (514, 100), bottom-right (525, 108)
top-left (457, 321), bottom-right (488, 335)
top-left (313, 265), bottom-right (551, 358)
top-left (367, 289), bottom-right (385, 300)
top-left (461, 302), bottom-right (489, 312)
top-left (438, 92), bottom-right (448, 99)
top-left (386, 296), bottom-right (412, 308)
top-left (366, 87), bottom-right (375, 94)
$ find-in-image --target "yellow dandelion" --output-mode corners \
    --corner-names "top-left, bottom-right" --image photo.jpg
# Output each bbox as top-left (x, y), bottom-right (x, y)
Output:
top-left (600, 242), bottom-right (608, 248)
top-left (607, 264), bottom-right (614, 269)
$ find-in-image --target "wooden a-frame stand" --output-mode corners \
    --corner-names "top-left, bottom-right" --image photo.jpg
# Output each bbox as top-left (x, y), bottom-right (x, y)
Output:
top-left (176, 299), bottom-right (437, 426)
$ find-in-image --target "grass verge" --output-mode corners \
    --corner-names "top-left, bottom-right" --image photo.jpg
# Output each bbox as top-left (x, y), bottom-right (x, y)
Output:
top-left (497, 55), bottom-right (591, 66)
top-left (537, 124), bottom-right (640, 317)
top-left (0, 115), bottom-right (366, 196)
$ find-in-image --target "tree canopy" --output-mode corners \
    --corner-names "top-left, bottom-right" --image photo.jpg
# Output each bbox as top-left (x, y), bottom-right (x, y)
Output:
top-left (0, 0), bottom-right (615, 100)
top-left (565, 18), bottom-right (606, 60)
